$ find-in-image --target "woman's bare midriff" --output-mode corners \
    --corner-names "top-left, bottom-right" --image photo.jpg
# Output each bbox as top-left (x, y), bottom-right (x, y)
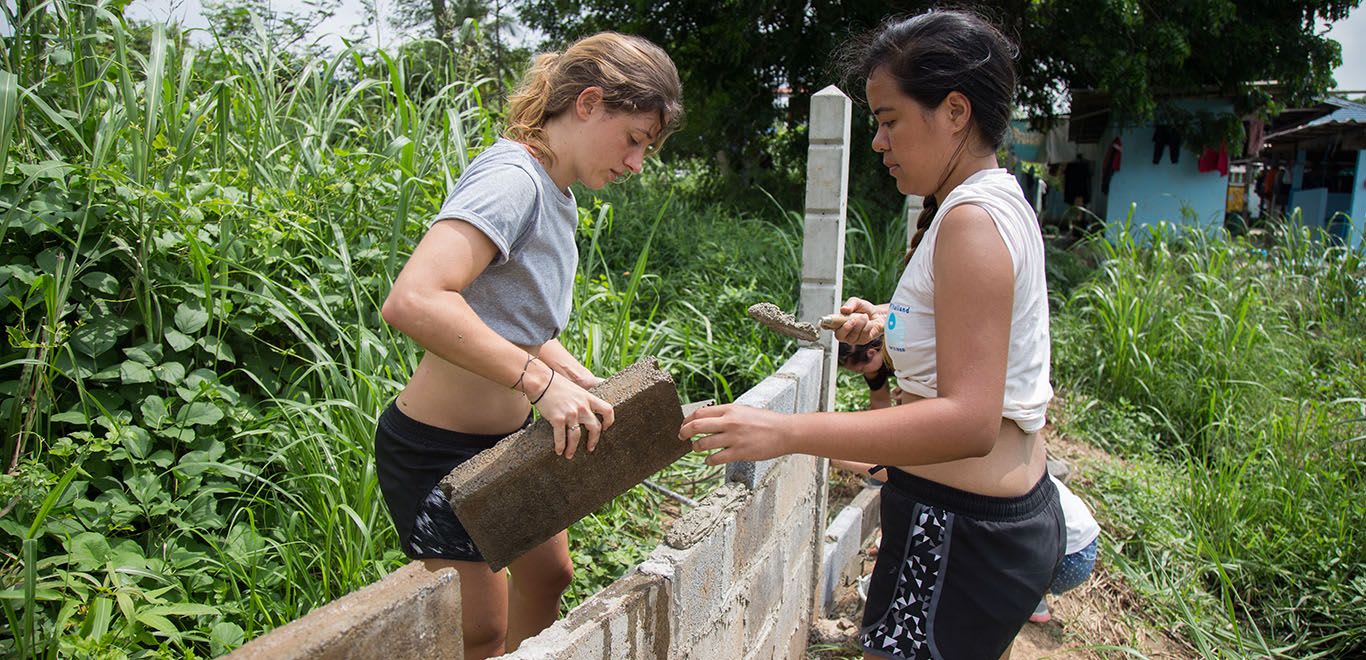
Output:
top-left (893, 390), bottom-right (1047, 498)
top-left (394, 350), bottom-right (537, 435)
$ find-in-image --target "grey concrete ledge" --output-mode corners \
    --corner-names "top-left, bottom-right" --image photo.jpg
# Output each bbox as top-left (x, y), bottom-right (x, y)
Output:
top-left (818, 485), bottom-right (882, 616)
top-left (225, 561), bottom-right (462, 660)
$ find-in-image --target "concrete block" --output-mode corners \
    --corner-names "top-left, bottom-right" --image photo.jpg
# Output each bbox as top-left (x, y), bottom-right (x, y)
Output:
top-left (743, 621), bottom-right (776, 660)
top-left (758, 562), bottom-right (813, 660)
top-left (851, 486), bottom-right (882, 546)
top-left (682, 606), bottom-right (746, 660)
top-left (773, 454), bottom-right (820, 520)
top-left (725, 459), bottom-right (774, 490)
top-left (740, 544), bottom-right (786, 651)
top-left (778, 500), bottom-right (819, 626)
top-left (782, 506), bottom-right (818, 591)
top-left (785, 616), bottom-right (811, 660)
top-left (652, 489), bottom-right (741, 640)
top-left (442, 359), bottom-right (685, 570)
top-left (725, 376), bottom-right (799, 488)
top-left (776, 348), bottom-right (825, 413)
top-left (730, 480), bottom-right (777, 577)
top-left (504, 571), bottom-right (671, 660)
top-left (824, 504), bottom-right (863, 545)
top-left (225, 561), bottom-right (461, 660)
top-left (820, 505), bottom-right (863, 615)
top-left (735, 373), bottom-right (798, 414)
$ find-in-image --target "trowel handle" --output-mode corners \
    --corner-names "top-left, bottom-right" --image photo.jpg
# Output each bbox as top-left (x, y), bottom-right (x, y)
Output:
top-left (818, 314), bottom-right (849, 330)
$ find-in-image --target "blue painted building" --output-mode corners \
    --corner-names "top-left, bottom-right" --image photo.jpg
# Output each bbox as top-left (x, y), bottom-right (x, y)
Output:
top-left (1099, 99), bottom-right (1235, 235)
top-left (1008, 96), bottom-right (1238, 239)
top-left (1008, 95), bottom-right (1366, 249)
top-left (1262, 97), bottom-right (1366, 249)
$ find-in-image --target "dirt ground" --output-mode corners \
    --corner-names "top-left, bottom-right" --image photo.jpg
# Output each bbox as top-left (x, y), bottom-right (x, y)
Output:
top-left (809, 427), bottom-right (1197, 660)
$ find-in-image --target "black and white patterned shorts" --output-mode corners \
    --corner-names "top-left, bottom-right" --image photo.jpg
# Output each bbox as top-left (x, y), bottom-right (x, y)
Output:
top-left (860, 468), bottom-right (1065, 659)
top-left (374, 402), bottom-right (528, 562)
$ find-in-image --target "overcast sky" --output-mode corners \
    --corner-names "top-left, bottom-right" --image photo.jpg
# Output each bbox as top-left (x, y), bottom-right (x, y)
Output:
top-left (121, 0), bottom-right (1366, 92)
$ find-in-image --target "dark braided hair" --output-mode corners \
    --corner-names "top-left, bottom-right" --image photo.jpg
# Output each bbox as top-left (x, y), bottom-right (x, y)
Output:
top-left (837, 9), bottom-right (1019, 264)
top-left (904, 196), bottom-right (938, 267)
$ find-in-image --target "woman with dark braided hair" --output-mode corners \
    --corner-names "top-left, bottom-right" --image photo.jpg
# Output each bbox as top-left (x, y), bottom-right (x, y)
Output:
top-left (681, 10), bottom-right (1060, 658)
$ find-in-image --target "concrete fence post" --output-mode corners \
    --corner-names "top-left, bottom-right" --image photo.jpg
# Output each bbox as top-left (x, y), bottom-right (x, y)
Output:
top-left (798, 85), bottom-right (851, 412)
top-left (799, 83), bottom-right (850, 628)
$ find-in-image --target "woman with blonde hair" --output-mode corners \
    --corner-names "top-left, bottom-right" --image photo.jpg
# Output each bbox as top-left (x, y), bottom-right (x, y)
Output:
top-left (377, 32), bottom-right (682, 659)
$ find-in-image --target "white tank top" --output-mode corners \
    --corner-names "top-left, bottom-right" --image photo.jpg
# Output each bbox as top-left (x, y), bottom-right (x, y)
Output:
top-left (884, 168), bottom-right (1053, 432)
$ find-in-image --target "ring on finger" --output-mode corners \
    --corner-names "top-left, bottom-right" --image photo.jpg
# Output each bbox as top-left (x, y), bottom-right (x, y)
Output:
top-left (568, 424), bottom-right (580, 431)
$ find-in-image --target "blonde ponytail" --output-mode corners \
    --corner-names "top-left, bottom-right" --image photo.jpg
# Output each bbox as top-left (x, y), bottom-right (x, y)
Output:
top-left (504, 52), bottom-right (561, 162)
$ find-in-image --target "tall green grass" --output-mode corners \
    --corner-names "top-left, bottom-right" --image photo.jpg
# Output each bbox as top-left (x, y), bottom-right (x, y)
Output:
top-left (1053, 218), bottom-right (1365, 657)
top-left (0, 2), bottom-right (839, 653)
top-left (0, 2), bottom-right (511, 654)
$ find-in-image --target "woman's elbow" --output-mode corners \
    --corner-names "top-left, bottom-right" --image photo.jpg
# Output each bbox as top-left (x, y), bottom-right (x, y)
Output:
top-left (959, 417), bottom-right (1000, 458)
top-left (381, 288), bottom-right (418, 331)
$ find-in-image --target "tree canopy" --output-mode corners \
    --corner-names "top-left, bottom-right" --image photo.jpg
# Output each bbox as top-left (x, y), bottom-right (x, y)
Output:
top-left (518, 0), bottom-right (1361, 164)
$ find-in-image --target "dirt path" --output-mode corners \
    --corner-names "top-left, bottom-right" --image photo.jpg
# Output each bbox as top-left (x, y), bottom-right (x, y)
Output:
top-left (811, 427), bottom-right (1196, 660)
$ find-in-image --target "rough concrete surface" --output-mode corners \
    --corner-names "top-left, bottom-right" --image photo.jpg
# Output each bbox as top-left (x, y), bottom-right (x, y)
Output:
top-left (224, 561), bottom-right (461, 660)
top-left (503, 571), bottom-right (672, 660)
top-left (441, 359), bottom-right (687, 570)
top-left (747, 302), bottom-right (819, 342)
top-left (664, 482), bottom-right (749, 549)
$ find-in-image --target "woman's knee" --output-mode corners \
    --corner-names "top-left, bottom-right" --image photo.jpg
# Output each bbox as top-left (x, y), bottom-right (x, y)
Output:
top-left (515, 559), bottom-right (573, 598)
top-left (430, 559), bottom-right (510, 652)
top-left (462, 624), bottom-right (506, 657)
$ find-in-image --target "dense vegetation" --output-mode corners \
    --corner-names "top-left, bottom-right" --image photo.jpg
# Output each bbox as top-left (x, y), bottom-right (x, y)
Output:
top-left (1, 3), bottom-right (1362, 658)
top-left (1051, 221), bottom-right (1365, 657)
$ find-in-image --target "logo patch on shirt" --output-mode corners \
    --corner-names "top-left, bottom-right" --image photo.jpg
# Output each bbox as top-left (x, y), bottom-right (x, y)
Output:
top-left (886, 303), bottom-right (910, 352)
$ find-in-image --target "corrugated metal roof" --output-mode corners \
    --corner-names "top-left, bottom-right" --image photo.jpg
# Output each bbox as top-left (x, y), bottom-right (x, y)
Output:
top-left (1265, 96), bottom-right (1366, 143)
top-left (1301, 97), bottom-right (1366, 127)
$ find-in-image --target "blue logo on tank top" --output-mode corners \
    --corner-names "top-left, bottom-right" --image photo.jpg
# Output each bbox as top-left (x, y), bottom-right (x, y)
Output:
top-left (886, 303), bottom-right (910, 351)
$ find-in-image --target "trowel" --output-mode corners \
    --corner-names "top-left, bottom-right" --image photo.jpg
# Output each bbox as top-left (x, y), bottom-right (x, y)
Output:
top-left (746, 302), bottom-right (848, 341)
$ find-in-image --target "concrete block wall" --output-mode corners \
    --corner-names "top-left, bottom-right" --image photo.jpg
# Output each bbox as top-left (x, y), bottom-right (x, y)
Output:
top-left (501, 348), bottom-right (829, 660)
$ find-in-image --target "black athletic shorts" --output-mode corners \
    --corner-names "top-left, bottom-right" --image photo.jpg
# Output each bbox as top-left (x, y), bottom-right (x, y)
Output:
top-left (374, 402), bottom-right (530, 562)
top-left (860, 467), bottom-right (1065, 659)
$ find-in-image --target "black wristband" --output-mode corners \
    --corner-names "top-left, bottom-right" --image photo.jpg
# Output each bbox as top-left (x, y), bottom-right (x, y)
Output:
top-left (863, 365), bottom-right (893, 391)
top-left (530, 369), bottom-right (555, 405)
top-left (863, 371), bottom-right (888, 392)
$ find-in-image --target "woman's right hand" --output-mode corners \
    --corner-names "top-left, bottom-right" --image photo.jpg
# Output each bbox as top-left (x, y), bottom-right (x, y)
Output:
top-left (530, 368), bottom-right (615, 460)
top-left (835, 297), bottom-right (885, 345)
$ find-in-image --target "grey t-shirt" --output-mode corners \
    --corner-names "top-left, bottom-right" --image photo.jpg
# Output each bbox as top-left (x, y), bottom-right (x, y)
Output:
top-left (431, 138), bottom-right (579, 346)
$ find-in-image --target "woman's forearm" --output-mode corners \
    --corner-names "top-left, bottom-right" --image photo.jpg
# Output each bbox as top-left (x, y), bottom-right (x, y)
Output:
top-left (381, 288), bottom-right (553, 395)
top-left (538, 339), bottom-right (600, 388)
top-left (789, 398), bottom-right (999, 466)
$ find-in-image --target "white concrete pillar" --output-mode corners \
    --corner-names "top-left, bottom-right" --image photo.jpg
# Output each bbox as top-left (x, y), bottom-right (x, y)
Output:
top-left (799, 85), bottom-right (850, 625)
top-left (798, 85), bottom-right (851, 413)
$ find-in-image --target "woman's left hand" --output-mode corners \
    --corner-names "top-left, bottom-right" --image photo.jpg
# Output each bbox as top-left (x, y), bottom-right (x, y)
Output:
top-left (574, 374), bottom-right (606, 390)
top-left (678, 404), bottom-right (792, 465)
